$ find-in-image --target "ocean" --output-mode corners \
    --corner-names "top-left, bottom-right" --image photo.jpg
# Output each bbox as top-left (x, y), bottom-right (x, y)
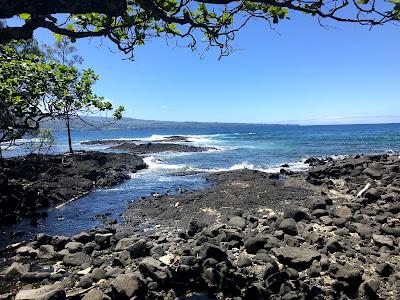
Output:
top-left (1, 123), bottom-right (399, 246)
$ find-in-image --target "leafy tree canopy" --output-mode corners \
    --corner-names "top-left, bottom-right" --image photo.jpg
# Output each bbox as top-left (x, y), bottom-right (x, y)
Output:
top-left (0, 0), bottom-right (398, 59)
top-left (0, 45), bottom-right (123, 155)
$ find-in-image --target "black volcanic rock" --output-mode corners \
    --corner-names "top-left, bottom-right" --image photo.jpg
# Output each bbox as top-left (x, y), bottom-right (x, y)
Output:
top-left (109, 142), bottom-right (215, 154)
top-left (0, 151), bottom-right (147, 225)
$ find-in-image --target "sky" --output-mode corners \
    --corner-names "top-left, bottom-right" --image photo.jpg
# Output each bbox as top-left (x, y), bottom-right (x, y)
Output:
top-left (32, 10), bottom-right (400, 125)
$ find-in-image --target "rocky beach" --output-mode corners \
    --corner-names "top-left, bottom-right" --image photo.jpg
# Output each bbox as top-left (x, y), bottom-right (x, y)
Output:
top-left (0, 153), bottom-right (399, 299)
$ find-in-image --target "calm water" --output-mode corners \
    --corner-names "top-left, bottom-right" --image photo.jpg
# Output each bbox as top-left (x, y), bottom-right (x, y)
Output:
top-left (1, 123), bottom-right (399, 247)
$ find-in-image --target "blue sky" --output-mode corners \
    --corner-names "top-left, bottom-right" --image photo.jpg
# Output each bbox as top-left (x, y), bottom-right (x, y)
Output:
top-left (33, 11), bottom-right (400, 124)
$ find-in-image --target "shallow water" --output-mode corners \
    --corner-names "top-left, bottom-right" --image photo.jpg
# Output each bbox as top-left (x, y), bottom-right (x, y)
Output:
top-left (1, 123), bottom-right (399, 247)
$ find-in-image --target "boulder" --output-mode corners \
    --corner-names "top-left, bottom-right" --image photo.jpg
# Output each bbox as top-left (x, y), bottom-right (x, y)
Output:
top-left (332, 206), bottom-right (352, 219)
top-left (5, 262), bottom-right (30, 279)
top-left (200, 243), bottom-right (227, 261)
top-left (304, 198), bottom-right (327, 210)
top-left (334, 265), bottom-right (363, 287)
top-left (283, 207), bottom-right (309, 222)
top-left (111, 273), bottom-right (143, 299)
top-left (63, 252), bottom-right (92, 267)
top-left (15, 283), bottom-right (66, 300)
top-left (372, 234), bottom-right (393, 248)
top-left (94, 233), bottom-right (113, 246)
top-left (273, 247), bottom-right (321, 271)
top-left (278, 218), bottom-right (298, 236)
top-left (375, 263), bottom-right (394, 277)
top-left (16, 246), bottom-right (39, 258)
top-left (187, 218), bottom-right (208, 236)
top-left (363, 168), bottom-right (382, 179)
top-left (244, 235), bottom-right (266, 254)
top-left (237, 255), bottom-right (252, 268)
top-left (64, 242), bottom-right (83, 253)
top-left (51, 236), bottom-right (70, 251)
top-left (73, 232), bottom-right (93, 244)
top-left (114, 237), bottom-right (138, 251)
top-left (127, 239), bottom-right (147, 258)
top-left (82, 289), bottom-right (110, 300)
top-left (139, 257), bottom-right (172, 286)
top-left (228, 216), bottom-right (246, 229)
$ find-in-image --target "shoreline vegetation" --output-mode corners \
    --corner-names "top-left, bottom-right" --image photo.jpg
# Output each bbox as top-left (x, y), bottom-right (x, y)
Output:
top-left (0, 140), bottom-right (399, 299)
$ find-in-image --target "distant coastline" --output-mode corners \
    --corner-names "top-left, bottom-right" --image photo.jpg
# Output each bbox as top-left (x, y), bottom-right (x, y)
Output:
top-left (42, 116), bottom-right (400, 132)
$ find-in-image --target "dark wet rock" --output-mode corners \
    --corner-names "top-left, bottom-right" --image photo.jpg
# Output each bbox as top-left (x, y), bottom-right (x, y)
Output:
top-left (273, 247), bottom-right (321, 271)
top-left (203, 267), bottom-right (221, 286)
top-left (109, 142), bottom-right (214, 154)
top-left (35, 233), bottom-right (52, 245)
top-left (364, 189), bottom-right (381, 201)
top-left (73, 232), bottom-right (93, 244)
top-left (94, 233), bottom-right (113, 247)
top-left (359, 279), bottom-right (380, 299)
top-left (375, 262), bottom-right (394, 277)
top-left (187, 218), bottom-right (208, 237)
top-left (304, 198), bottom-right (327, 210)
top-left (63, 252), bottom-right (92, 267)
top-left (311, 209), bottom-right (328, 218)
top-left (386, 203), bottom-right (400, 214)
top-left (244, 235), bottom-right (267, 254)
top-left (111, 273), bottom-right (143, 299)
top-left (326, 237), bottom-right (342, 253)
top-left (127, 239), bottom-right (147, 258)
top-left (51, 235), bottom-right (70, 251)
top-left (201, 243), bottom-right (227, 261)
top-left (265, 272), bottom-right (289, 293)
top-left (334, 265), bottom-right (363, 289)
top-left (283, 207), bottom-right (309, 221)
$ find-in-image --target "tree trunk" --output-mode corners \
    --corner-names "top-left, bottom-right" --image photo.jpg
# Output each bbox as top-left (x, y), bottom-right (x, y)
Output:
top-left (66, 118), bottom-right (73, 154)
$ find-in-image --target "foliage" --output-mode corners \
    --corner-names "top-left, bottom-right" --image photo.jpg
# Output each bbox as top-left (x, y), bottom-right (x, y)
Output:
top-left (0, 0), bottom-right (399, 59)
top-left (21, 128), bottom-right (55, 155)
top-left (0, 45), bottom-right (123, 156)
top-left (45, 35), bottom-right (83, 66)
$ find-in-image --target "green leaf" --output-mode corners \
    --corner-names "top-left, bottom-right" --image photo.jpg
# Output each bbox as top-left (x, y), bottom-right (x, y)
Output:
top-left (19, 13), bottom-right (31, 20)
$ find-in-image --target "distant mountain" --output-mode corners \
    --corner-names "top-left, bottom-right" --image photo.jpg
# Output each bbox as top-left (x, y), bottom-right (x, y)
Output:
top-left (42, 116), bottom-right (296, 131)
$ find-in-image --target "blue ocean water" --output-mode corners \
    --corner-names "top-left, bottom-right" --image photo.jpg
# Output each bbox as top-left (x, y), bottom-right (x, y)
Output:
top-left (1, 123), bottom-right (399, 246)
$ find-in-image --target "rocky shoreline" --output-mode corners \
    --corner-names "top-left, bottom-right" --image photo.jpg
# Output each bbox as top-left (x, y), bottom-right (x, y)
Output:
top-left (1, 153), bottom-right (400, 299)
top-left (0, 151), bottom-right (147, 225)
